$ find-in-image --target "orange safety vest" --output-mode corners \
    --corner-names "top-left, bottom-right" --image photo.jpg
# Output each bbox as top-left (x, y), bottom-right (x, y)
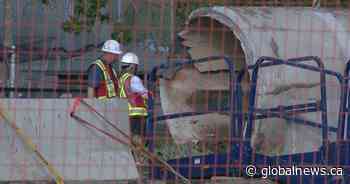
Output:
top-left (92, 59), bottom-right (118, 100)
top-left (119, 73), bottom-right (148, 116)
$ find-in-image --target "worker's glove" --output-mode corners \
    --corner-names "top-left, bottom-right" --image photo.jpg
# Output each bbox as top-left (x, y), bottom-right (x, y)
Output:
top-left (142, 91), bottom-right (153, 99)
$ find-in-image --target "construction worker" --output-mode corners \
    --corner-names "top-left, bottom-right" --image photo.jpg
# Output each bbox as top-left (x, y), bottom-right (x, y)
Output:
top-left (87, 40), bottom-right (122, 99)
top-left (118, 52), bottom-right (150, 144)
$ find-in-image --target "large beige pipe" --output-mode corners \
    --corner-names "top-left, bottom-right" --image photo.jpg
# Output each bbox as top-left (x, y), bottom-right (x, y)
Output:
top-left (160, 7), bottom-right (349, 156)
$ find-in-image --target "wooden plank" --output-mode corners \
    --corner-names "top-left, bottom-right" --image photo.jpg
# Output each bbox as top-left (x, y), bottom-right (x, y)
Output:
top-left (181, 40), bottom-right (196, 48)
top-left (188, 47), bottom-right (228, 72)
top-left (179, 31), bottom-right (209, 45)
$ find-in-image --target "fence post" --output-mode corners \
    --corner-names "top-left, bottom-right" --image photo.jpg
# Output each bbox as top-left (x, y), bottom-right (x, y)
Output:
top-left (8, 45), bottom-right (16, 98)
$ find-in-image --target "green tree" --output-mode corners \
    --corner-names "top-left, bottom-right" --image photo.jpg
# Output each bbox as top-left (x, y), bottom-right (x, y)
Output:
top-left (62, 0), bottom-right (109, 33)
top-left (60, 0), bottom-right (134, 44)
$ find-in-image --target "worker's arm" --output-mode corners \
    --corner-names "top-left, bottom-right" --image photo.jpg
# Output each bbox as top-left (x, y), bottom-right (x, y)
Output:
top-left (130, 76), bottom-right (149, 99)
top-left (87, 65), bottom-right (102, 98)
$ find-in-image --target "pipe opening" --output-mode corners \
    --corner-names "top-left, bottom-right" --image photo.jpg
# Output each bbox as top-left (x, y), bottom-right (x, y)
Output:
top-left (159, 16), bottom-right (250, 151)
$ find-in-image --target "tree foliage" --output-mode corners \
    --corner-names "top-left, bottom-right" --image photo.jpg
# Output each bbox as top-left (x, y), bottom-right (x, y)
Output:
top-left (62, 0), bottom-right (109, 33)
top-left (42, 0), bottom-right (350, 44)
top-left (60, 0), bottom-right (133, 44)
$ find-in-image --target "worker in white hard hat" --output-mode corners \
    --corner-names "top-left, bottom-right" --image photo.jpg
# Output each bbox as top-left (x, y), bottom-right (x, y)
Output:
top-left (118, 52), bottom-right (151, 144)
top-left (87, 40), bottom-right (122, 99)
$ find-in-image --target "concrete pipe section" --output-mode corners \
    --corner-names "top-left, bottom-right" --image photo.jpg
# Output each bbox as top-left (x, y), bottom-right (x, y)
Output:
top-left (159, 7), bottom-right (349, 156)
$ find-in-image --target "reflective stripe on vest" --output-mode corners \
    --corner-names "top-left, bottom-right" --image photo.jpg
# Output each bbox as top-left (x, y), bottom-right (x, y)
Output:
top-left (119, 73), bottom-right (148, 116)
top-left (94, 60), bottom-right (117, 99)
top-left (118, 73), bottom-right (131, 98)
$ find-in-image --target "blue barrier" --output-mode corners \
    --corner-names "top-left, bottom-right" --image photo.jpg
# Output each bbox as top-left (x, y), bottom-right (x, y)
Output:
top-left (146, 56), bottom-right (350, 183)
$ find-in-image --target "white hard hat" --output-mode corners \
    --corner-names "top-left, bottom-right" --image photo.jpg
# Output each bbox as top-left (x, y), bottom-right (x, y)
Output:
top-left (101, 40), bottom-right (122, 54)
top-left (121, 52), bottom-right (139, 65)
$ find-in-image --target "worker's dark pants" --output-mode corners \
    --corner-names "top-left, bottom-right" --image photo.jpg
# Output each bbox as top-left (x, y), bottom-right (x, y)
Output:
top-left (129, 116), bottom-right (148, 168)
top-left (129, 116), bottom-right (147, 142)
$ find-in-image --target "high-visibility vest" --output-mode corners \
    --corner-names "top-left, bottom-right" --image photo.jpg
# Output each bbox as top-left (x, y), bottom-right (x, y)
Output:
top-left (119, 73), bottom-right (148, 116)
top-left (92, 59), bottom-right (118, 100)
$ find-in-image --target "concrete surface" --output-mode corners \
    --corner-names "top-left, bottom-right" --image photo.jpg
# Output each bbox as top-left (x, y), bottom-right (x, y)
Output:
top-left (0, 98), bottom-right (138, 181)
